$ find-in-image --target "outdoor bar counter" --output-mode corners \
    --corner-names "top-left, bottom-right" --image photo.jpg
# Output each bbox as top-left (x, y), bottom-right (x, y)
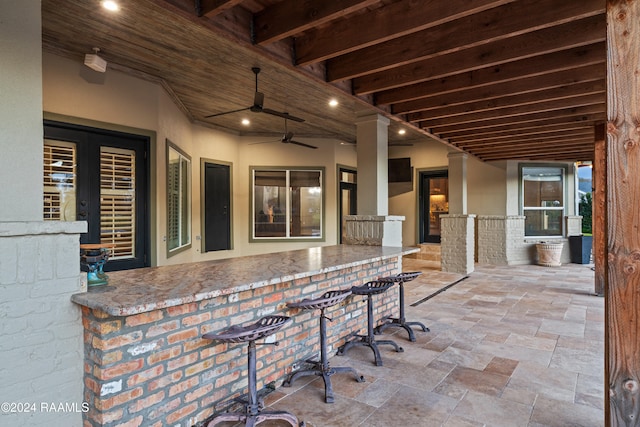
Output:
top-left (72, 244), bottom-right (418, 427)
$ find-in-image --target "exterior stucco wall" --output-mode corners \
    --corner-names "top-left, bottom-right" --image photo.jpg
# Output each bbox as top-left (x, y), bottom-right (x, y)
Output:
top-left (42, 53), bottom-right (350, 266)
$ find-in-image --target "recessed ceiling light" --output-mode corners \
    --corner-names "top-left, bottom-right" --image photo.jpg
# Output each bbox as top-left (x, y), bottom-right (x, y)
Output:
top-left (398, 129), bottom-right (406, 135)
top-left (241, 118), bottom-right (250, 126)
top-left (101, 1), bottom-right (119, 12)
top-left (329, 99), bottom-right (339, 107)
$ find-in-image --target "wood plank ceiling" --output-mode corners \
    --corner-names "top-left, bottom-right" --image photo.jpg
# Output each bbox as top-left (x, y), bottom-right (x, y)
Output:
top-left (41, 0), bottom-right (606, 162)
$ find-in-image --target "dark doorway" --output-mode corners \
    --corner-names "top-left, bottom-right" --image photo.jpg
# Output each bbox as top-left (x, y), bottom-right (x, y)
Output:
top-left (339, 167), bottom-right (357, 243)
top-left (419, 171), bottom-right (448, 244)
top-left (203, 162), bottom-right (232, 251)
top-left (43, 120), bottom-right (150, 271)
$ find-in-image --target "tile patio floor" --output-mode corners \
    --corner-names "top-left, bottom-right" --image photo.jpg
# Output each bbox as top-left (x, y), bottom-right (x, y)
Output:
top-left (244, 259), bottom-right (604, 426)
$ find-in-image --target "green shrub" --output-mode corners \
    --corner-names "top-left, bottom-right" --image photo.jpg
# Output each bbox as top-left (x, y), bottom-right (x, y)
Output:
top-left (579, 192), bottom-right (592, 234)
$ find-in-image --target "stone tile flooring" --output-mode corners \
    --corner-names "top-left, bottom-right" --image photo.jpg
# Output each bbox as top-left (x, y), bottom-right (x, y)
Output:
top-left (259, 259), bottom-right (604, 426)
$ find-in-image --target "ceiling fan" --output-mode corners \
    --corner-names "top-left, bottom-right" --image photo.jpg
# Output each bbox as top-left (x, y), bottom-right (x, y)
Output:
top-left (205, 67), bottom-right (305, 123)
top-left (251, 118), bottom-right (318, 149)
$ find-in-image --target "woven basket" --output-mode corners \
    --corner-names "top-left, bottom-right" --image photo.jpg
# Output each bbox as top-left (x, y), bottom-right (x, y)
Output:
top-left (536, 242), bottom-right (563, 267)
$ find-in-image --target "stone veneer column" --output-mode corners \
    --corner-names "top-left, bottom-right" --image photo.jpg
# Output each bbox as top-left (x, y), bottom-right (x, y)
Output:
top-left (440, 214), bottom-right (475, 274)
top-left (0, 221), bottom-right (86, 426)
top-left (344, 215), bottom-right (405, 247)
top-left (477, 216), bottom-right (526, 265)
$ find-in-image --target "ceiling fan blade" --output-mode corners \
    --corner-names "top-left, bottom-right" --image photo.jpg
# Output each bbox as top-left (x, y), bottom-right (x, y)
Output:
top-left (262, 108), bottom-right (305, 122)
top-left (204, 106), bottom-right (250, 118)
top-left (249, 139), bottom-right (279, 145)
top-left (288, 140), bottom-right (318, 149)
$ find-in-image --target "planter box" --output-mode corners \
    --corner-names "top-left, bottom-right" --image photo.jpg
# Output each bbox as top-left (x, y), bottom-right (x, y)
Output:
top-left (569, 235), bottom-right (593, 264)
top-left (536, 242), bottom-right (564, 267)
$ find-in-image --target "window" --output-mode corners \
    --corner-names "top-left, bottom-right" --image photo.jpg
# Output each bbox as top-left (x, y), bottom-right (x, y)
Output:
top-left (252, 167), bottom-right (324, 240)
top-left (167, 141), bottom-right (191, 255)
top-left (521, 166), bottom-right (565, 237)
top-left (43, 140), bottom-right (76, 221)
top-left (100, 146), bottom-right (136, 260)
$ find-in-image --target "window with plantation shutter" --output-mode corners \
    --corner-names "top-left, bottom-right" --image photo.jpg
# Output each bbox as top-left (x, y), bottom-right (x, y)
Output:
top-left (43, 140), bottom-right (76, 221)
top-left (100, 147), bottom-right (136, 260)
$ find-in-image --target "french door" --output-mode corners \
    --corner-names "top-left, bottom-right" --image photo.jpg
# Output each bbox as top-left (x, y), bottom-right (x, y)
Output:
top-left (339, 167), bottom-right (357, 243)
top-left (203, 161), bottom-right (232, 252)
top-left (43, 121), bottom-right (150, 271)
top-left (419, 171), bottom-right (448, 244)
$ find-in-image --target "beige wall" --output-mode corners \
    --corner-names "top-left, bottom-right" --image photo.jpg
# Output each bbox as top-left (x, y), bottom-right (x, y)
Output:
top-left (42, 52), bottom-right (579, 259)
top-left (43, 53), bottom-right (349, 265)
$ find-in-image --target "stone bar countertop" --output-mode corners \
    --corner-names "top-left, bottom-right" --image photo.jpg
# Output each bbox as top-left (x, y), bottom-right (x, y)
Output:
top-left (71, 245), bottom-right (418, 316)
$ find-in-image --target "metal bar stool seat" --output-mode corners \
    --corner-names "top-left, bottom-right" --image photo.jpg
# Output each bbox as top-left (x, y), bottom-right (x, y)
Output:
top-left (203, 315), bottom-right (303, 427)
top-left (375, 271), bottom-right (430, 342)
top-left (284, 289), bottom-right (365, 403)
top-left (336, 280), bottom-right (404, 366)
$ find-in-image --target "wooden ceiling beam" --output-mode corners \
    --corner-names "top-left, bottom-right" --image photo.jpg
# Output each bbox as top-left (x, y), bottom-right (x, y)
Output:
top-left (413, 93), bottom-right (604, 127)
top-left (444, 122), bottom-right (597, 143)
top-left (470, 140), bottom-right (594, 155)
top-left (375, 43), bottom-right (606, 105)
top-left (474, 143), bottom-right (595, 160)
top-left (454, 130), bottom-right (595, 147)
top-left (253, 0), bottom-right (378, 45)
top-left (294, 0), bottom-right (515, 66)
top-left (328, 0), bottom-right (603, 81)
top-left (391, 65), bottom-right (605, 114)
top-left (352, 15), bottom-right (606, 93)
top-left (466, 141), bottom-right (595, 157)
top-left (439, 119), bottom-right (600, 141)
top-left (406, 81), bottom-right (605, 121)
top-left (196, 0), bottom-right (244, 17)
top-left (426, 104), bottom-right (606, 133)
top-left (437, 114), bottom-right (604, 140)
top-left (478, 151), bottom-right (595, 161)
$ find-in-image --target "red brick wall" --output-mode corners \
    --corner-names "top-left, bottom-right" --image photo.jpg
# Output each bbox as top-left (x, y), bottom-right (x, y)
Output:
top-left (81, 258), bottom-right (399, 426)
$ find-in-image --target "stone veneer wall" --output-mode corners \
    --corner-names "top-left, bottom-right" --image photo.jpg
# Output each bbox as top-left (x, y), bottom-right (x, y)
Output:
top-left (441, 214), bottom-right (476, 275)
top-left (0, 221), bottom-right (86, 427)
top-left (343, 215), bottom-right (404, 247)
top-left (477, 216), bottom-right (528, 265)
top-left (81, 258), bottom-right (399, 427)
top-left (477, 216), bottom-right (576, 265)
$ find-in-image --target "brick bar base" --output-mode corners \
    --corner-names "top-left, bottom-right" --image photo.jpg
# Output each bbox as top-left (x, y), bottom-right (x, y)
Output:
top-left (81, 258), bottom-right (399, 427)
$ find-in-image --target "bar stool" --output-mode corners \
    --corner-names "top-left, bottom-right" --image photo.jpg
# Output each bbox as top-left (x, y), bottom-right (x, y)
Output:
top-left (202, 315), bottom-right (303, 427)
top-left (375, 271), bottom-right (430, 342)
top-left (284, 289), bottom-right (365, 403)
top-left (336, 280), bottom-right (404, 366)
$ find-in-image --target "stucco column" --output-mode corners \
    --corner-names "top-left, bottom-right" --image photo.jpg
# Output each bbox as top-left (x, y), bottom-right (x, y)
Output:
top-left (344, 113), bottom-right (405, 246)
top-left (356, 113), bottom-right (389, 216)
top-left (447, 152), bottom-right (468, 214)
top-left (0, 1), bottom-right (43, 221)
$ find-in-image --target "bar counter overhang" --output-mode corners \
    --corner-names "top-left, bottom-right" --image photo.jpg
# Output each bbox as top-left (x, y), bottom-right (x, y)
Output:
top-left (72, 244), bottom-right (418, 426)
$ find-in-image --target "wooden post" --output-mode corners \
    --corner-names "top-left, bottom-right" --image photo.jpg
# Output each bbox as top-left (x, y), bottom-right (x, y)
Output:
top-left (606, 1), bottom-right (640, 425)
top-left (594, 123), bottom-right (605, 297)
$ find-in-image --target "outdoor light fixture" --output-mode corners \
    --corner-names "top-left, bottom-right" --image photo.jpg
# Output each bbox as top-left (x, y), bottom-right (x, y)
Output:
top-left (84, 47), bottom-right (107, 72)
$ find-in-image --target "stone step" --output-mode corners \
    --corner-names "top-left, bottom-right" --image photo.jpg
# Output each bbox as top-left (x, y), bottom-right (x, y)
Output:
top-left (406, 244), bottom-right (441, 268)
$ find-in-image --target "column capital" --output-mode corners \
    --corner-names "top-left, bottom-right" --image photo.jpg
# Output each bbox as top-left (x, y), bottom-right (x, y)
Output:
top-left (355, 113), bottom-right (390, 126)
top-left (447, 151), bottom-right (469, 160)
